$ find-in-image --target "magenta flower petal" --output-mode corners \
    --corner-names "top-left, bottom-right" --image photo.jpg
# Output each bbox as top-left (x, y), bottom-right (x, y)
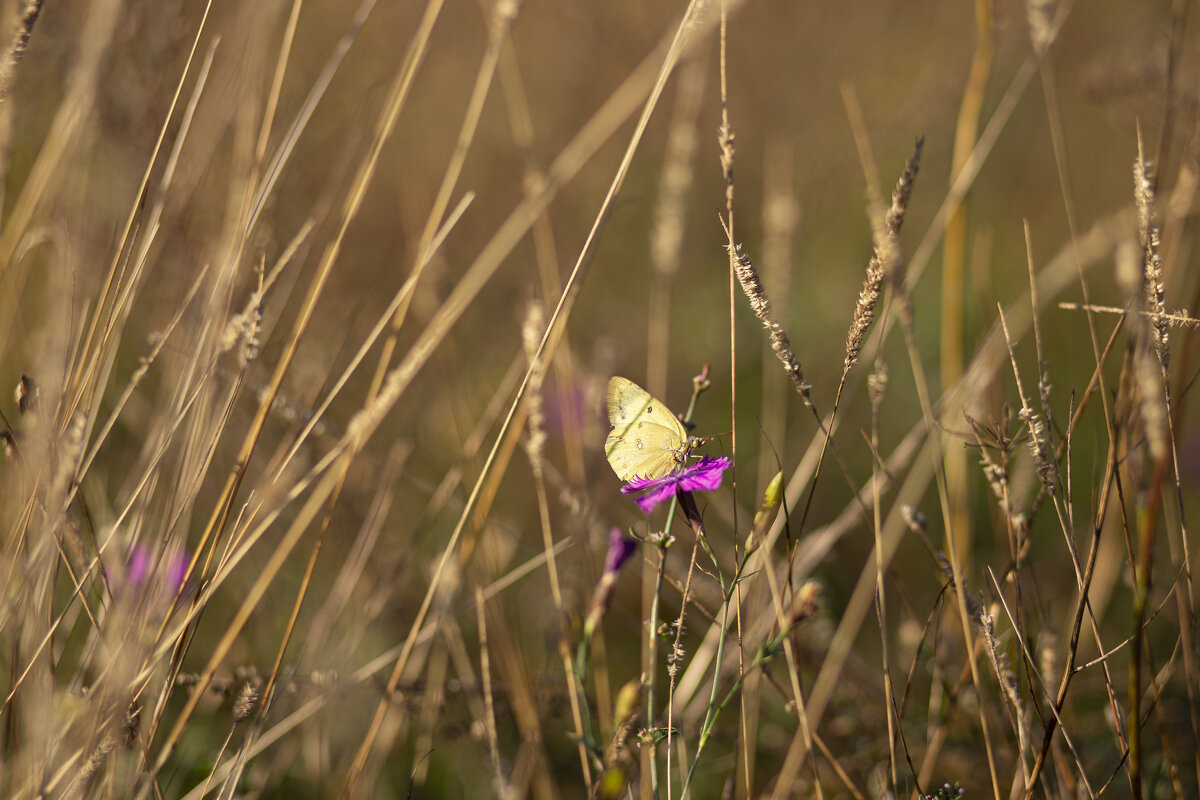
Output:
top-left (119, 544), bottom-right (191, 600)
top-left (603, 528), bottom-right (638, 576)
top-left (620, 456), bottom-right (732, 513)
top-left (126, 547), bottom-right (151, 586)
top-left (629, 483), bottom-right (679, 513)
top-left (676, 457), bottom-right (731, 492)
top-left (165, 552), bottom-right (190, 595)
top-left (622, 473), bottom-right (662, 491)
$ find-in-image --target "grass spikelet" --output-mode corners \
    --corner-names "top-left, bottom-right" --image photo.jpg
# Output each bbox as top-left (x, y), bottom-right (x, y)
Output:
top-left (844, 246), bottom-right (884, 374)
top-left (971, 416), bottom-right (1010, 507)
top-left (725, 236), bottom-right (810, 404)
top-left (1023, 222), bottom-right (1056, 454)
top-left (1038, 624), bottom-right (1058, 685)
top-left (232, 682), bottom-right (259, 724)
top-left (845, 138), bottom-right (923, 372)
top-left (521, 299), bottom-right (547, 473)
top-left (46, 411), bottom-right (85, 518)
top-left (63, 730), bottom-right (119, 800)
top-left (1117, 229), bottom-right (1168, 462)
top-left (1133, 131), bottom-right (1168, 367)
top-left (977, 606), bottom-right (1018, 710)
top-left (997, 305), bottom-right (1058, 491)
top-left (0, 0), bottom-right (43, 100)
top-left (1026, 0), bottom-right (1057, 56)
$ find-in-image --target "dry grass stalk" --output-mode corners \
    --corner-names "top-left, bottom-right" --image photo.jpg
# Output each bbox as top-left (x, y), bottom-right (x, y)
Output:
top-left (1057, 302), bottom-right (1200, 327)
top-left (651, 59), bottom-right (704, 282)
top-left (647, 55), bottom-right (705, 392)
top-left (756, 144), bottom-right (800, 496)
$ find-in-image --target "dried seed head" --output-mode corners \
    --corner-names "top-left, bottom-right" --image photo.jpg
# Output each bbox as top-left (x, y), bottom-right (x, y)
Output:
top-left (1027, 0), bottom-right (1057, 55)
top-left (728, 243), bottom-right (810, 403)
top-left (15, 374), bottom-right (37, 413)
top-left (1134, 143), bottom-right (1169, 366)
top-left (1021, 404), bottom-right (1057, 491)
top-left (233, 682), bottom-right (259, 724)
top-left (0, 1), bottom-right (43, 101)
top-left (1135, 340), bottom-right (1167, 461)
top-left (718, 123), bottom-right (735, 185)
top-left (73, 732), bottom-right (119, 792)
top-left (1038, 624), bottom-right (1059, 681)
top-left (123, 703), bottom-right (142, 748)
top-left (1115, 237), bottom-right (1142, 296)
top-left (791, 580), bottom-right (823, 625)
top-left (48, 413), bottom-right (85, 515)
top-left (979, 605), bottom-right (1020, 712)
top-left (521, 300), bottom-right (547, 472)
top-left (868, 367), bottom-right (888, 407)
top-left (901, 505), bottom-right (926, 535)
top-left (614, 678), bottom-right (641, 729)
top-left (979, 450), bottom-right (1008, 504)
top-left (845, 139), bottom-right (924, 372)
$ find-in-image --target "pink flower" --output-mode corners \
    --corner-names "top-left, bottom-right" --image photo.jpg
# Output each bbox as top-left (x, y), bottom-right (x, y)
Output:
top-left (120, 544), bottom-right (190, 600)
top-left (620, 456), bottom-right (732, 513)
top-left (602, 527), bottom-right (638, 576)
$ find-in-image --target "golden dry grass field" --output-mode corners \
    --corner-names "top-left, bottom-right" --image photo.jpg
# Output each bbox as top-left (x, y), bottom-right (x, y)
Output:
top-left (1, 0), bottom-right (1198, 798)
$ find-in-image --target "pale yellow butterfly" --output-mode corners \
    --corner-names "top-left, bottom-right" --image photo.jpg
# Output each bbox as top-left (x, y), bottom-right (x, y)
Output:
top-left (605, 376), bottom-right (693, 481)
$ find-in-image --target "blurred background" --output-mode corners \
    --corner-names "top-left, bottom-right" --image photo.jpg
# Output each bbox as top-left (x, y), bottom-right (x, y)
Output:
top-left (0, 0), bottom-right (1196, 797)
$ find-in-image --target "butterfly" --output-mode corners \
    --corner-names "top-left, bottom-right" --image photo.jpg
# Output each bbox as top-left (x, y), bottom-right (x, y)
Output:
top-left (605, 376), bottom-right (694, 481)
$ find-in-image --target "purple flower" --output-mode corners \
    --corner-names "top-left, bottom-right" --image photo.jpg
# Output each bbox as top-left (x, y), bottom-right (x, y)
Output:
top-left (620, 456), bottom-right (732, 513)
top-left (118, 544), bottom-right (191, 600)
top-left (586, 528), bottom-right (639, 636)
top-left (126, 546), bottom-right (152, 586)
top-left (603, 527), bottom-right (638, 576)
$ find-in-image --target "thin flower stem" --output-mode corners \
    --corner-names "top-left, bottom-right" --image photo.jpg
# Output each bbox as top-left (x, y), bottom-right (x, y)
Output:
top-left (868, 366), bottom-right (898, 792)
top-left (715, 7), bottom-right (748, 793)
top-left (681, 595), bottom-right (733, 797)
top-left (647, 536), bottom-right (667, 799)
top-left (649, 374), bottom-right (705, 797)
top-left (679, 545), bottom-right (777, 797)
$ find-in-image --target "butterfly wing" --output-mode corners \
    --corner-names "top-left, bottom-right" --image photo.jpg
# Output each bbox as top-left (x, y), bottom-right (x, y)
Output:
top-left (605, 377), bottom-right (688, 481)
